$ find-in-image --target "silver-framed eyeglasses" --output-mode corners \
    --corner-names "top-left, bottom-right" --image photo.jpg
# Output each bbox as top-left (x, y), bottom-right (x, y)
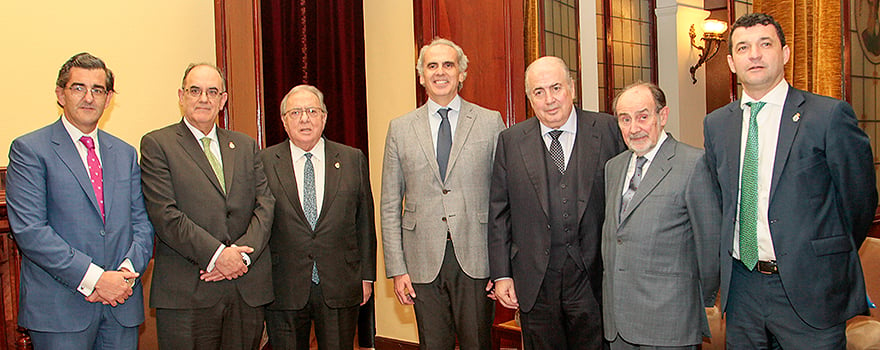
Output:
top-left (284, 107), bottom-right (326, 118)
top-left (67, 84), bottom-right (109, 99)
top-left (185, 86), bottom-right (225, 99)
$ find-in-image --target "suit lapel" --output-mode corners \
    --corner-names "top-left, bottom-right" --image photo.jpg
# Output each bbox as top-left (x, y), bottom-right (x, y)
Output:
top-left (517, 118), bottom-right (550, 218)
top-left (575, 111), bottom-right (600, 222)
top-left (446, 101), bottom-right (477, 178)
top-left (320, 142), bottom-right (341, 227)
top-left (270, 142), bottom-right (308, 226)
top-left (411, 105), bottom-right (444, 184)
top-left (723, 103), bottom-right (744, 197)
top-left (620, 136), bottom-right (676, 223)
top-left (217, 129), bottom-right (236, 194)
top-left (175, 122), bottom-right (225, 195)
top-left (51, 121), bottom-right (102, 217)
top-left (769, 87), bottom-right (804, 204)
top-left (97, 130), bottom-right (115, 220)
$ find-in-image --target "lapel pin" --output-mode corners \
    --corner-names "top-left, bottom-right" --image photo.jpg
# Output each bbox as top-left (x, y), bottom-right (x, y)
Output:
top-left (334, 162), bottom-right (341, 169)
top-left (792, 113), bottom-right (800, 122)
top-left (229, 141), bottom-right (236, 149)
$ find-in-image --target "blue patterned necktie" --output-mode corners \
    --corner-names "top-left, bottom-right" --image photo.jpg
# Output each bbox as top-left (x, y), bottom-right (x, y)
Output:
top-left (303, 153), bottom-right (320, 284)
top-left (739, 101), bottom-right (765, 270)
top-left (620, 156), bottom-right (647, 220)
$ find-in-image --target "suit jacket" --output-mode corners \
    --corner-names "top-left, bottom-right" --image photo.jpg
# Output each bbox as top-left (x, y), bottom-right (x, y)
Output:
top-left (488, 109), bottom-right (626, 312)
top-left (601, 135), bottom-right (720, 346)
top-left (703, 86), bottom-right (877, 329)
top-left (6, 119), bottom-right (154, 332)
top-left (381, 99), bottom-right (505, 283)
top-left (260, 139), bottom-right (376, 309)
top-left (140, 121), bottom-right (275, 309)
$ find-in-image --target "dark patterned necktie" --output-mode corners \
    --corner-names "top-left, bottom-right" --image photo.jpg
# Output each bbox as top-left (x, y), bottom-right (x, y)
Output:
top-left (548, 130), bottom-right (565, 173)
top-left (437, 108), bottom-right (452, 180)
top-left (620, 156), bottom-right (647, 220)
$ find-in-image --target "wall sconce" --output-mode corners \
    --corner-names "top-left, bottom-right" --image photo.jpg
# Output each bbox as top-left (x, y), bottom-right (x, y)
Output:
top-left (689, 19), bottom-right (729, 84)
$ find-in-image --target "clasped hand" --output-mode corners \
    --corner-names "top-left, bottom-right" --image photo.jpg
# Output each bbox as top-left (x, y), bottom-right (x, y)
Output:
top-left (200, 245), bottom-right (254, 282)
top-left (86, 269), bottom-right (138, 307)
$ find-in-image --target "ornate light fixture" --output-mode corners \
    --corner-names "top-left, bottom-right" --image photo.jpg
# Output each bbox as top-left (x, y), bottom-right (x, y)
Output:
top-left (689, 19), bottom-right (729, 84)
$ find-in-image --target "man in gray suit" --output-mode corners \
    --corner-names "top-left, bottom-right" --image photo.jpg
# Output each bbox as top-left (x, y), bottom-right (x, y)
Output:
top-left (602, 82), bottom-right (720, 350)
top-left (140, 63), bottom-right (275, 349)
top-left (381, 38), bottom-right (505, 349)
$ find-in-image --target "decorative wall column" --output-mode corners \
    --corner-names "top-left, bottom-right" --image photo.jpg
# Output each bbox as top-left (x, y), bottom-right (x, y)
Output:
top-left (656, 0), bottom-right (710, 147)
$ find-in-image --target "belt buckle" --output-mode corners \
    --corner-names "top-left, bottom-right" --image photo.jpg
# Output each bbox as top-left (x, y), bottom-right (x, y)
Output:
top-left (757, 260), bottom-right (778, 274)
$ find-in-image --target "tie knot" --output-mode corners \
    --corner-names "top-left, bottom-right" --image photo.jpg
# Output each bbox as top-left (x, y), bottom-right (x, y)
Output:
top-left (635, 156), bottom-right (647, 169)
top-left (200, 137), bottom-right (212, 149)
top-left (746, 101), bottom-right (766, 118)
top-left (79, 136), bottom-right (95, 150)
top-left (304, 152), bottom-right (313, 160)
top-left (549, 129), bottom-right (563, 140)
top-left (438, 108), bottom-right (450, 120)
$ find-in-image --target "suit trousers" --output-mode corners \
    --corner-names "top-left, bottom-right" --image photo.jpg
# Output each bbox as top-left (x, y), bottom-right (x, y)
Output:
top-left (29, 306), bottom-right (138, 350)
top-left (520, 255), bottom-right (603, 350)
top-left (265, 282), bottom-right (359, 350)
top-left (357, 294), bottom-right (376, 348)
top-left (726, 260), bottom-right (846, 350)
top-left (156, 290), bottom-right (265, 350)
top-left (609, 336), bottom-right (696, 350)
top-left (411, 239), bottom-right (494, 350)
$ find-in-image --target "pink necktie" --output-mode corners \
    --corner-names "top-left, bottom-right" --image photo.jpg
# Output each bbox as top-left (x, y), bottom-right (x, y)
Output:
top-left (80, 136), bottom-right (104, 221)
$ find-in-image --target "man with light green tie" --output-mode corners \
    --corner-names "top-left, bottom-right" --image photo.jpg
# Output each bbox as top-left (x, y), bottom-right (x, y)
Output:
top-left (140, 63), bottom-right (276, 349)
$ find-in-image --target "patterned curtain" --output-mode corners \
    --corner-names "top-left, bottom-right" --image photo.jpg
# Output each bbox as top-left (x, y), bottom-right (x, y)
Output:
top-left (755, 0), bottom-right (843, 98)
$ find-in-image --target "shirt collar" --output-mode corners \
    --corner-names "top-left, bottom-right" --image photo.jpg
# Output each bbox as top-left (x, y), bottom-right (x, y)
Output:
top-left (740, 79), bottom-right (789, 109)
top-left (427, 95), bottom-right (462, 117)
top-left (60, 114), bottom-right (99, 144)
top-left (289, 137), bottom-right (326, 162)
top-left (183, 116), bottom-right (218, 142)
top-left (539, 107), bottom-right (578, 137)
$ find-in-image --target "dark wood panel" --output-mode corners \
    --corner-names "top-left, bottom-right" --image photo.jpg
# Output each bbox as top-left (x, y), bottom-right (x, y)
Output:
top-left (414, 0), bottom-right (528, 125)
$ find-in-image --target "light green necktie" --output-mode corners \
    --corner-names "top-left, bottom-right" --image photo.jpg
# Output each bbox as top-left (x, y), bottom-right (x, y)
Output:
top-left (739, 101), bottom-right (765, 270)
top-left (201, 137), bottom-right (226, 193)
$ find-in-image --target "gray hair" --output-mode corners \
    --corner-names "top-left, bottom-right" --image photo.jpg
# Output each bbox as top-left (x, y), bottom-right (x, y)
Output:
top-left (280, 84), bottom-right (327, 115)
top-left (416, 38), bottom-right (469, 81)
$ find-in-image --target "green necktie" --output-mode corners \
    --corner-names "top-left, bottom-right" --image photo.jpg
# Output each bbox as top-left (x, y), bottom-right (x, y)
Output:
top-left (201, 137), bottom-right (226, 193)
top-left (739, 101), bottom-right (765, 270)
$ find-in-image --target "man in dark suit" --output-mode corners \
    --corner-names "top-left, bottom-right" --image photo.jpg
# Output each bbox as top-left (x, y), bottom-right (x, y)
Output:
top-left (703, 13), bottom-right (877, 349)
top-left (602, 82), bottom-right (720, 349)
top-left (489, 56), bottom-right (626, 349)
top-left (6, 52), bottom-right (154, 349)
top-left (260, 84), bottom-right (376, 349)
top-left (140, 63), bottom-right (275, 349)
top-left (381, 38), bottom-right (504, 349)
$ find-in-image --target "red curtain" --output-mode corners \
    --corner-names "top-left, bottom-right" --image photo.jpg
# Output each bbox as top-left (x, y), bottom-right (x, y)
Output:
top-left (261, 0), bottom-right (368, 155)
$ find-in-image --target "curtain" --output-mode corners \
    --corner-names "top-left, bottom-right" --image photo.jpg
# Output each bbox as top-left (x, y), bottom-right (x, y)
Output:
top-left (756, 0), bottom-right (843, 99)
top-left (261, 0), bottom-right (369, 154)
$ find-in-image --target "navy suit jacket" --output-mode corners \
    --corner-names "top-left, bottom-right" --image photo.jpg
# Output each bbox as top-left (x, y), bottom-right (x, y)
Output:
top-left (703, 86), bottom-right (877, 328)
top-left (6, 118), bottom-right (154, 332)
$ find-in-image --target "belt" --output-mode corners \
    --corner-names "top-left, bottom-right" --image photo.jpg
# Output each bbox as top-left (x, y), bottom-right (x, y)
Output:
top-left (755, 260), bottom-right (779, 274)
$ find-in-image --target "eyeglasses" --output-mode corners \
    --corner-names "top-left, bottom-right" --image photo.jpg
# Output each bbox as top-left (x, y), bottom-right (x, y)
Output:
top-left (67, 84), bottom-right (109, 99)
top-left (284, 107), bottom-right (325, 118)
top-left (184, 86), bottom-right (225, 99)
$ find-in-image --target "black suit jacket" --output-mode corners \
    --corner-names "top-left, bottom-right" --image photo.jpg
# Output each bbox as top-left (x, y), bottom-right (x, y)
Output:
top-left (141, 121), bottom-right (275, 309)
top-left (260, 139), bottom-right (377, 310)
top-left (488, 109), bottom-right (626, 312)
top-left (703, 86), bottom-right (877, 328)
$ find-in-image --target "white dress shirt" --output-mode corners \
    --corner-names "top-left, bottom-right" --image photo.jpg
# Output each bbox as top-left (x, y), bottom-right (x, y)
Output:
top-left (290, 138), bottom-right (326, 217)
top-left (538, 107), bottom-right (578, 170)
top-left (61, 116), bottom-right (134, 296)
top-left (427, 95), bottom-right (462, 153)
top-left (620, 132), bottom-right (668, 197)
top-left (732, 79), bottom-right (790, 262)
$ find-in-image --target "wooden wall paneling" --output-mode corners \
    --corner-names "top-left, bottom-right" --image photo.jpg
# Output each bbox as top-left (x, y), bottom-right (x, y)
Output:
top-left (214, 0), bottom-right (266, 147)
top-left (414, 0), bottom-right (528, 125)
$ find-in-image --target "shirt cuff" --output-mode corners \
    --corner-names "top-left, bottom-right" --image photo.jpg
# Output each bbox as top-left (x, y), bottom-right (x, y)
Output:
top-left (494, 277), bottom-right (512, 282)
top-left (77, 263), bottom-right (105, 296)
top-left (206, 244), bottom-right (226, 272)
top-left (118, 259), bottom-right (137, 287)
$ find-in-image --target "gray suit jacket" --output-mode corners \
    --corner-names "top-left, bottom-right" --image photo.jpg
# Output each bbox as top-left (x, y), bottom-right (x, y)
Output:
top-left (140, 121), bottom-right (275, 309)
top-left (381, 99), bottom-right (504, 283)
top-left (601, 135), bottom-right (720, 346)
